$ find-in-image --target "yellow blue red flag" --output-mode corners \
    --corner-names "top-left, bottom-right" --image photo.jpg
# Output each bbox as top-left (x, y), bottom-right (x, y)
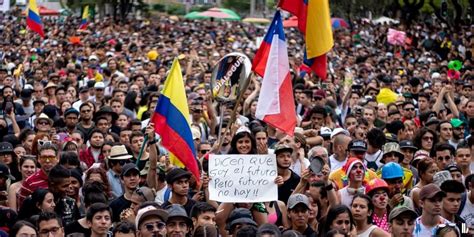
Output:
top-left (151, 58), bottom-right (200, 183)
top-left (26, 0), bottom-right (45, 38)
top-left (79, 5), bottom-right (90, 30)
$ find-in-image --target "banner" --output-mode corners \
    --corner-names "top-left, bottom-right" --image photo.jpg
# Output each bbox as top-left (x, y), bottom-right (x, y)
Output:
top-left (0, 0), bottom-right (10, 12)
top-left (208, 154), bottom-right (278, 203)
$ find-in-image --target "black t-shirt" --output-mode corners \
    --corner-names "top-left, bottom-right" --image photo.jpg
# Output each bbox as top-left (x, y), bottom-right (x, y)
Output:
top-left (65, 220), bottom-right (91, 236)
top-left (162, 198), bottom-right (197, 216)
top-left (109, 195), bottom-right (131, 223)
top-left (278, 170), bottom-right (300, 203)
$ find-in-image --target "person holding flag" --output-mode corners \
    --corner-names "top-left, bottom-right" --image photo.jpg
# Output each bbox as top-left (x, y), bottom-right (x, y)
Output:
top-left (79, 5), bottom-right (90, 30)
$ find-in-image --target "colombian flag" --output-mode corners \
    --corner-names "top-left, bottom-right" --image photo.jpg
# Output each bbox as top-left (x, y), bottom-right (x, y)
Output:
top-left (279, 0), bottom-right (333, 80)
top-left (79, 5), bottom-right (89, 30)
top-left (151, 58), bottom-right (200, 183)
top-left (26, 0), bottom-right (45, 38)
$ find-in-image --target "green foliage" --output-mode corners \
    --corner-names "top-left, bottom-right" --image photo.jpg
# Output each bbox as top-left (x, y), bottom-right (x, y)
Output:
top-left (152, 3), bottom-right (166, 12)
top-left (167, 3), bottom-right (186, 15)
top-left (223, 0), bottom-right (250, 13)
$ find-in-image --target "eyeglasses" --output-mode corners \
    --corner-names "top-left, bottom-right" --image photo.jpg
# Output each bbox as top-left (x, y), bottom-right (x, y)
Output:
top-left (112, 159), bottom-right (129, 166)
top-left (38, 156), bottom-right (58, 162)
top-left (404, 108), bottom-right (415, 111)
top-left (422, 136), bottom-right (433, 141)
top-left (38, 140), bottom-right (52, 146)
top-left (39, 227), bottom-right (61, 236)
top-left (143, 221), bottom-right (166, 232)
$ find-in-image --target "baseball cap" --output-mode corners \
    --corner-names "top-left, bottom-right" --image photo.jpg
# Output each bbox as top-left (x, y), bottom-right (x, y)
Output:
top-left (313, 89), bottom-right (326, 99)
top-left (64, 108), bottom-right (80, 117)
top-left (20, 89), bottom-right (32, 100)
top-left (399, 140), bottom-right (417, 150)
top-left (89, 55), bottom-right (99, 61)
top-left (0, 164), bottom-right (15, 180)
top-left (257, 224), bottom-right (281, 237)
top-left (79, 86), bottom-right (89, 93)
top-left (94, 82), bottom-right (105, 89)
top-left (274, 144), bottom-right (293, 155)
top-left (0, 142), bottom-right (13, 154)
top-left (349, 139), bottom-right (367, 152)
top-left (135, 206), bottom-right (168, 229)
top-left (330, 128), bottom-right (350, 139)
top-left (451, 118), bottom-right (464, 128)
top-left (388, 206), bottom-right (418, 222)
top-left (287, 194), bottom-right (310, 209)
top-left (445, 164), bottom-right (462, 173)
top-left (419, 183), bottom-right (446, 200)
top-left (121, 163), bottom-right (140, 177)
top-left (320, 127), bottom-right (332, 139)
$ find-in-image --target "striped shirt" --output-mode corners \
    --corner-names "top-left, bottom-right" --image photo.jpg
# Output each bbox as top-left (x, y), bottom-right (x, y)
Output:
top-left (18, 169), bottom-right (49, 207)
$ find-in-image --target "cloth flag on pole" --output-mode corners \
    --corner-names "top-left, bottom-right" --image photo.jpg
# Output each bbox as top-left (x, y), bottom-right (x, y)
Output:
top-left (26, 0), bottom-right (45, 38)
top-left (252, 10), bottom-right (296, 136)
top-left (79, 5), bottom-right (90, 30)
top-left (151, 58), bottom-right (200, 183)
top-left (278, 0), bottom-right (333, 80)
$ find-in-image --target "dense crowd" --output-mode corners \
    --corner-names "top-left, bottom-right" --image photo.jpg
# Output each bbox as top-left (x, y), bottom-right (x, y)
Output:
top-left (0, 6), bottom-right (473, 237)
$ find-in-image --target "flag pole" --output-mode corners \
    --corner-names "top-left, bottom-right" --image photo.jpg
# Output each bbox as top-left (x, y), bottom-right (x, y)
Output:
top-left (216, 72), bottom-right (253, 152)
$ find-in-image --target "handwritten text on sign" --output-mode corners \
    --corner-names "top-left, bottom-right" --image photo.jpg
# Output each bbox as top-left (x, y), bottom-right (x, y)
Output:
top-left (208, 154), bottom-right (278, 203)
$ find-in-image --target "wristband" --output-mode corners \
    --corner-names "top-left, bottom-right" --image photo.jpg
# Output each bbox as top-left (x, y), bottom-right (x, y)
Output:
top-left (148, 138), bottom-right (158, 145)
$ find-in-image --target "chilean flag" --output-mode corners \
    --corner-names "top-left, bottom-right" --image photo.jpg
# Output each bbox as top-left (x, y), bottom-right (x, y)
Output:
top-left (252, 11), bottom-right (296, 136)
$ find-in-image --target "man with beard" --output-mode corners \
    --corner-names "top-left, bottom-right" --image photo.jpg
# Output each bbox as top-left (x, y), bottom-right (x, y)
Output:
top-left (79, 129), bottom-right (105, 168)
top-left (0, 86), bottom-right (25, 115)
top-left (63, 108), bottom-right (79, 135)
top-left (18, 143), bottom-right (59, 206)
top-left (413, 184), bottom-right (450, 237)
top-left (162, 168), bottom-right (196, 215)
top-left (110, 163), bottom-right (140, 223)
top-left (76, 102), bottom-right (95, 142)
top-left (450, 119), bottom-right (465, 148)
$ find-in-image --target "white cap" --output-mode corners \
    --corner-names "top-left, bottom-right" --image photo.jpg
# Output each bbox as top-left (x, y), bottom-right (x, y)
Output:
top-left (94, 82), bottom-right (105, 88)
top-left (191, 127), bottom-right (201, 140)
top-left (106, 51), bottom-right (114, 57)
top-left (320, 127), bottom-right (332, 137)
top-left (431, 72), bottom-right (441, 79)
top-left (89, 55), bottom-right (99, 61)
top-left (330, 128), bottom-right (350, 140)
top-left (236, 126), bottom-right (251, 134)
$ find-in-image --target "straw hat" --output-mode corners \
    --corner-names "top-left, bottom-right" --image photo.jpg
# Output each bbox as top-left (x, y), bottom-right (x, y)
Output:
top-left (44, 81), bottom-right (58, 90)
top-left (108, 145), bottom-right (133, 160)
top-left (34, 113), bottom-right (53, 127)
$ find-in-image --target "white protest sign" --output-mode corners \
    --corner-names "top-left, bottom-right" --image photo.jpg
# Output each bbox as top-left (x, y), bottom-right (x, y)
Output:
top-left (208, 154), bottom-right (278, 203)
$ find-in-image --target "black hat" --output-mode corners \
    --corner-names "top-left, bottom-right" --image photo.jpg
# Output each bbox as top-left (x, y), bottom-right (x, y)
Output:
top-left (166, 168), bottom-right (191, 184)
top-left (348, 139), bottom-right (367, 152)
top-left (0, 142), bottom-right (13, 154)
top-left (0, 164), bottom-right (15, 180)
top-left (226, 208), bottom-right (257, 231)
top-left (94, 106), bottom-right (118, 121)
top-left (399, 140), bottom-right (417, 151)
top-left (64, 108), bottom-right (80, 117)
top-left (33, 100), bottom-right (46, 106)
top-left (79, 86), bottom-right (89, 93)
top-left (20, 89), bottom-right (32, 100)
top-left (121, 163), bottom-right (140, 177)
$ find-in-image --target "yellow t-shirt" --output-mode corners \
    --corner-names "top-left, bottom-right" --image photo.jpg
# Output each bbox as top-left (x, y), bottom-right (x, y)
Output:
top-left (376, 88), bottom-right (398, 105)
top-left (376, 166), bottom-right (414, 194)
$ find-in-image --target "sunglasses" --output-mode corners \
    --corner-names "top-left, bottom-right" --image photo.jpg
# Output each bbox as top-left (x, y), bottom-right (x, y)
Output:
top-left (135, 188), bottom-right (149, 201)
top-left (422, 136), bottom-right (434, 141)
top-left (38, 140), bottom-right (52, 146)
top-left (200, 150), bottom-right (210, 154)
top-left (38, 156), bottom-right (57, 162)
top-left (37, 121), bottom-right (50, 126)
top-left (143, 222), bottom-right (166, 232)
top-left (404, 108), bottom-right (415, 111)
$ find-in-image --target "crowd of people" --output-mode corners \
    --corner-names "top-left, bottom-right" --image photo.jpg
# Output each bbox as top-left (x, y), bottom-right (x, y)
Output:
top-left (0, 5), bottom-right (473, 237)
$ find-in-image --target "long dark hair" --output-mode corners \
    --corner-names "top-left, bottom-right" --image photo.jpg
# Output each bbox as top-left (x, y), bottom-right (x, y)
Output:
top-left (413, 127), bottom-right (437, 152)
top-left (124, 91), bottom-right (140, 113)
top-left (321, 205), bottom-right (355, 236)
top-left (18, 189), bottom-right (53, 219)
top-left (228, 131), bottom-right (257, 154)
top-left (10, 220), bottom-right (38, 237)
top-left (351, 193), bottom-right (374, 224)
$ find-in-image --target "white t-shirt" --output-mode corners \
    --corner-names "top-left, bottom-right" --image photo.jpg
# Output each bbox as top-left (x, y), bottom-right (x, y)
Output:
top-left (329, 154), bottom-right (346, 172)
top-left (413, 216), bottom-right (450, 237)
top-left (290, 158), bottom-right (310, 176)
top-left (154, 184), bottom-right (171, 205)
top-left (460, 192), bottom-right (474, 229)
